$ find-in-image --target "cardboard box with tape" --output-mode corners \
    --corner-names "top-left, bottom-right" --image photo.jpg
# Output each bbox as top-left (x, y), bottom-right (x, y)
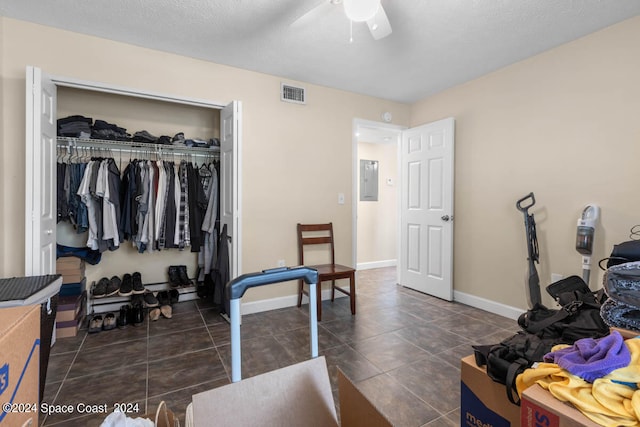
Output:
top-left (460, 354), bottom-right (520, 427)
top-left (0, 305), bottom-right (40, 427)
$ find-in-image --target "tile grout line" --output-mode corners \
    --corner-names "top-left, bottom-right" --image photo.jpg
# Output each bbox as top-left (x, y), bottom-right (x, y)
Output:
top-left (198, 303), bottom-right (232, 383)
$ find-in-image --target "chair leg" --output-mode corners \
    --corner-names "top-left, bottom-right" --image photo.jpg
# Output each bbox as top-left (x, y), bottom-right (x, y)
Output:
top-left (297, 280), bottom-right (303, 308)
top-left (331, 280), bottom-right (336, 302)
top-left (349, 273), bottom-right (356, 315)
top-left (317, 280), bottom-right (322, 321)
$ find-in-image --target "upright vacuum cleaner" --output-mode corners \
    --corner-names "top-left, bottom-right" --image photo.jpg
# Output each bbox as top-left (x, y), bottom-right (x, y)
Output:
top-left (516, 192), bottom-right (542, 308)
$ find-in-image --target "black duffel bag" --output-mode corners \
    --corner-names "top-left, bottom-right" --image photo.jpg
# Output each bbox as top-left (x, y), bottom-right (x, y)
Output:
top-left (474, 276), bottom-right (609, 405)
top-left (599, 240), bottom-right (640, 270)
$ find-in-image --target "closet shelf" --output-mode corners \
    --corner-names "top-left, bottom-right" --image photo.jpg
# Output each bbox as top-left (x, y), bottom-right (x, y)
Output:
top-left (57, 136), bottom-right (220, 158)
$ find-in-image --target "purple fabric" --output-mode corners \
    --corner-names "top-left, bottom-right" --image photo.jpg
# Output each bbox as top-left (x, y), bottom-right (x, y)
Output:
top-left (543, 330), bottom-right (630, 382)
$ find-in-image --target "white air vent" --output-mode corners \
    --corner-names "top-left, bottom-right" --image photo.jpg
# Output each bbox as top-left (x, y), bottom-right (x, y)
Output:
top-left (281, 83), bottom-right (306, 105)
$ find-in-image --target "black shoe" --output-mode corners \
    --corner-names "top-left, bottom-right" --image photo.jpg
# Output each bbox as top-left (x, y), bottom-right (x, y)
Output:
top-left (169, 289), bottom-right (180, 305)
top-left (157, 291), bottom-right (170, 307)
top-left (132, 272), bottom-right (145, 294)
top-left (93, 278), bottom-right (109, 298)
top-left (105, 276), bottom-right (121, 297)
top-left (178, 266), bottom-right (193, 287)
top-left (119, 274), bottom-right (133, 296)
top-left (143, 292), bottom-right (159, 308)
top-left (117, 305), bottom-right (129, 329)
top-left (157, 292), bottom-right (172, 319)
top-left (132, 304), bottom-right (144, 326)
top-left (168, 266), bottom-right (181, 288)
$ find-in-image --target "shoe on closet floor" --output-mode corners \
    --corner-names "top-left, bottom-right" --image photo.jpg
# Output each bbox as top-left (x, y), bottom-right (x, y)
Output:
top-left (169, 289), bottom-right (180, 305)
top-left (149, 308), bottom-right (161, 321)
top-left (117, 305), bottom-right (130, 329)
top-left (157, 291), bottom-right (172, 319)
top-left (178, 265), bottom-right (193, 287)
top-left (132, 306), bottom-right (144, 326)
top-left (93, 278), bottom-right (109, 298)
top-left (132, 272), bottom-right (145, 294)
top-left (143, 291), bottom-right (159, 308)
top-left (105, 276), bottom-right (121, 297)
top-left (88, 314), bottom-right (103, 333)
top-left (168, 266), bottom-right (182, 288)
top-left (119, 273), bottom-right (133, 296)
top-left (103, 312), bottom-right (117, 331)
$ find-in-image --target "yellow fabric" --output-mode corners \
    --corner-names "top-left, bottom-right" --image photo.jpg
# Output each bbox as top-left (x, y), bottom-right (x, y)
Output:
top-left (515, 338), bottom-right (640, 427)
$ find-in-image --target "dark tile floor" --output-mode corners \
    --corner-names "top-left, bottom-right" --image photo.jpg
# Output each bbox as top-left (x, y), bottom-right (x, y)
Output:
top-left (40, 267), bottom-right (519, 426)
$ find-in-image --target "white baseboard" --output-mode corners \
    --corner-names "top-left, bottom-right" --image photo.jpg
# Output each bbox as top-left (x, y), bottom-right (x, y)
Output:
top-left (241, 289), bottom-right (346, 315)
top-left (356, 259), bottom-right (397, 270)
top-left (453, 290), bottom-right (523, 320)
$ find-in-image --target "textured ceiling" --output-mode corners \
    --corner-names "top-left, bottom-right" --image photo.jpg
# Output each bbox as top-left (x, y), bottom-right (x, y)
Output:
top-left (1, 0), bottom-right (639, 104)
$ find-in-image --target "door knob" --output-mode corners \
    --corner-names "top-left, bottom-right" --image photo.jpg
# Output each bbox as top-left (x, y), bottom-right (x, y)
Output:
top-left (441, 215), bottom-right (450, 222)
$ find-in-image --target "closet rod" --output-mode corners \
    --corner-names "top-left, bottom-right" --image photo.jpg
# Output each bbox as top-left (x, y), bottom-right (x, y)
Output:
top-left (56, 136), bottom-right (220, 159)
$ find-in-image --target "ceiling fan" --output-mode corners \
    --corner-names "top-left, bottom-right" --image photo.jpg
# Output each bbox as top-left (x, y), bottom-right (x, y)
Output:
top-left (293, 0), bottom-right (392, 41)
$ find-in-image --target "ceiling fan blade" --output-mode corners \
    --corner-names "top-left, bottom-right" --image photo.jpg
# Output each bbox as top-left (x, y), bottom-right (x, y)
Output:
top-left (291, 0), bottom-right (334, 28)
top-left (366, 5), bottom-right (392, 40)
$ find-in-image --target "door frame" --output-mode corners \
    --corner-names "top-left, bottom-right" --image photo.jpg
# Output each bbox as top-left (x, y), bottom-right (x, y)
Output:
top-left (351, 118), bottom-right (406, 276)
top-left (26, 68), bottom-right (243, 277)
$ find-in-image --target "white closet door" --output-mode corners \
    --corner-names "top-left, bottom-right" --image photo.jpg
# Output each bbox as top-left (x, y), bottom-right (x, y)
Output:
top-left (221, 101), bottom-right (242, 278)
top-left (25, 66), bottom-right (57, 276)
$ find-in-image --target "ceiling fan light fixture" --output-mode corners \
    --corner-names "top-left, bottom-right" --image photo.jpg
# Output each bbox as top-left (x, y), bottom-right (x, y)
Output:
top-left (343, 0), bottom-right (380, 22)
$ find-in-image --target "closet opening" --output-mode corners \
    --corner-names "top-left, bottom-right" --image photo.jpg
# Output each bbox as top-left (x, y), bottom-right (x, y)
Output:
top-left (25, 66), bottom-right (242, 317)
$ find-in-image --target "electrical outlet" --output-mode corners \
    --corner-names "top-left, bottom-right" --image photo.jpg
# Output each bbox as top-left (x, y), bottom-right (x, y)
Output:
top-left (277, 259), bottom-right (286, 267)
top-left (551, 273), bottom-right (563, 283)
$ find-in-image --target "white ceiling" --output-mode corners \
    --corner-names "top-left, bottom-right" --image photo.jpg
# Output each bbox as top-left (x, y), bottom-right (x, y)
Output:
top-left (1, 0), bottom-right (639, 104)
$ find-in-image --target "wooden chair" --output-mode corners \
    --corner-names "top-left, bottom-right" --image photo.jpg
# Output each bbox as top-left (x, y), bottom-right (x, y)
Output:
top-left (296, 223), bottom-right (356, 321)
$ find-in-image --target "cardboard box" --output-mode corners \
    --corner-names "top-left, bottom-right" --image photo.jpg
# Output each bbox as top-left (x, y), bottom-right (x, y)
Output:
top-left (56, 256), bottom-right (84, 270)
top-left (55, 302), bottom-right (85, 339)
top-left (460, 354), bottom-right (520, 427)
top-left (56, 292), bottom-right (86, 323)
top-left (521, 384), bottom-right (599, 427)
top-left (0, 305), bottom-right (40, 427)
top-left (61, 272), bottom-right (85, 285)
top-left (191, 356), bottom-right (391, 427)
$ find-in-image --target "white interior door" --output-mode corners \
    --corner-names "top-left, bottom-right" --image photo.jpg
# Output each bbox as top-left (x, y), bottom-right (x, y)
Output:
top-left (399, 118), bottom-right (455, 300)
top-left (221, 101), bottom-right (242, 278)
top-left (25, 66), bottom-right (57, 276)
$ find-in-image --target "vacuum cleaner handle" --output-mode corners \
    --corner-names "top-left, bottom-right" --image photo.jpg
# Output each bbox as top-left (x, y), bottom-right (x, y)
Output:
top-left (516, 192), bottom-right (536, 212)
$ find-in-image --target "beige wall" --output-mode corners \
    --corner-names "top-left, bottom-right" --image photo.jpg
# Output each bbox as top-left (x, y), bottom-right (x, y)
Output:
top-left (411, 16), bottom-right (640, 310)
top-left (357, 141), bottom-right (397, 266)
top-left (0, 18), bottom-right (410, 303)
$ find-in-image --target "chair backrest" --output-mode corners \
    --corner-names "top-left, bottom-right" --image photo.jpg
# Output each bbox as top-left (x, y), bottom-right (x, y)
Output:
top-left (297, 223), bottom-right (336, 266)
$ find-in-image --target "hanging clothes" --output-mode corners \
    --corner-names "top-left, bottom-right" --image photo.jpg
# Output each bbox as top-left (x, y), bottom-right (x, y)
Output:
top-left (57, 144), bottom-right (217, 255)
top-left (213, 224), bottom-right (230, 313)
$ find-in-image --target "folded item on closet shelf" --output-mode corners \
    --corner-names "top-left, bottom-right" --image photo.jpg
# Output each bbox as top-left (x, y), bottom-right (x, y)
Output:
top-left (58, 115), bottom-right (93, 126)
top-left (92, 119), bottom-right (131, 141)
top-left (172, 132), bottom-right (185, 145)
top-left (184, 137), bottom-right (219, 148)
top-left (605, 261), bottom-right (640, 307)
top-left (132, 130), bottom-right (158, 143)
top-left (600, 298), bottom-right (640, 333)
top-left (156, 135), bottom-right (171, 145)
top-left (543, 331), bottom-right (631, 382)
top-left (58, 122), bottom-right (93, 137)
